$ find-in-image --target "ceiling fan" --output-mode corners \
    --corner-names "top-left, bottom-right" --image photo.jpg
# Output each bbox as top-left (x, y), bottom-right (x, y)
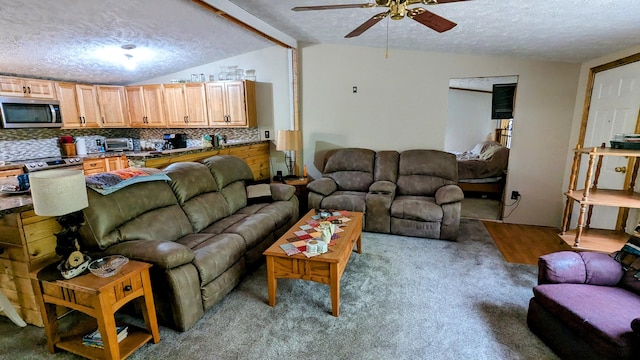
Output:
top-left (292, 0), bottom-right (471, 38)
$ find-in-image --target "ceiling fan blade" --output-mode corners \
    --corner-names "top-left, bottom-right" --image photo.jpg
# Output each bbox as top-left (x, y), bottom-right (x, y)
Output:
top-left (426, 0), bottom-right (472, 4)
top-left (345, 11), bottom-right (389, 38)
top-left (407, 8), bottom-right (457, 33)
top-left (292, 3), bottom-right (375, 11)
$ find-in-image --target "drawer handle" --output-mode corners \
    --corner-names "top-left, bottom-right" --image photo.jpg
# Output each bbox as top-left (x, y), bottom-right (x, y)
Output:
top-left (124, 285), bottom-right (132, 291)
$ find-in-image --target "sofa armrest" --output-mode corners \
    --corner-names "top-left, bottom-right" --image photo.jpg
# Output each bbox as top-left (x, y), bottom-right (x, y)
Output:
top-left (435, 184), bottom-right (464, 205)
top-left (307, 178), bottom-right (337, 196)
top-left (369, 180), bottom-right (396, 195)
top-left (538, 251), bottom-right (624, 285)
top-left (270, 183), bottom-right (296, 201)
top-left (104, 240), bottom-right (195, 270)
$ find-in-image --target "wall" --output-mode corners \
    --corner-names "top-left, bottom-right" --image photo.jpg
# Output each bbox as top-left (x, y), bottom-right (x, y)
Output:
top-left (444, 89), bottom-right (493, 153)
top-left (299, 43), bottom-right (581, 227)
top-left (134, 46), bottom-right (292, 176)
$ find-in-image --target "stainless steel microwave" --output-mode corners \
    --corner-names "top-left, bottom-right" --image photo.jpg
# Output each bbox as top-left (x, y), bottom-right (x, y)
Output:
top-left (0, 96), bottom-right (62, 128)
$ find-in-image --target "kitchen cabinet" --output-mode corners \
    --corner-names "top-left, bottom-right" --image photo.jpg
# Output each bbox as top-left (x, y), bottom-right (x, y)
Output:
top-left (560, 145), bottom-right (640, 253)
top-left (0, 76), bottom-right (57, 99)
top-left (163, 83), bottom-right (208, 127)
top-left (83, 158), bottom-right (107, 175)
top-left (126, 85), bottom-right (166, 127)
top-left (96, 86), bottom-right (129, 127)
top-left (0, 168), bottom-right (23, 178)
top-left (206, 80), bottom-right (256, 128)
top-left (83, 155), bottom-right (129, 175)
top-left (56, 82), bottom-right (101, 128)
top-left (0, 210), bottom-right (61, 326)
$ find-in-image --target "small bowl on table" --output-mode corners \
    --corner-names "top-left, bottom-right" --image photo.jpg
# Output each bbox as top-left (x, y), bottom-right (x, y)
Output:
top-left (88, 255), bottom-right (129, 278)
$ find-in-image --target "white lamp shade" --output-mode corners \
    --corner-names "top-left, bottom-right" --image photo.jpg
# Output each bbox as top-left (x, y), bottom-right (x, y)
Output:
top-left (276, 130), bottom-right (301, 151)
top-left (30, 170), bottom-right (88, 216)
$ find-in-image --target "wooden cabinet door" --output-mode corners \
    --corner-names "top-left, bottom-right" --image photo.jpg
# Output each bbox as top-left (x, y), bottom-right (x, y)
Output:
top-left (83, 158), bottom-right (107, 174)
top-left (56, 82), bottom-right (82, 128)
top-left (24, 79), bottom-right (56, 99)
top-left (126, 85), bottom-right (166, 127)
top-left (126, 86), bottom-right (146, 127)
top-left (0, 76), bottom-right (56, 98)
top-left (143, 85), bottom-right (166, 127)
top-left (76, 85), bottom-right (101, 128)
top-left (0, 76), bottom-right (28, 97)
top-left (106, 155), bottom-right (128, 171)
top-left (224, 81), bottom-right (248, 127)
top-left (205, 81), bottom-right (256, 128)
top-left (164, 84), bottom-right (188, 127)
top-left (96, 86), bottom-right (129, 127)
top-left (206, 82), bottom-right (227, 126)
top-left (0, 168), bottom-right (23, 178)
top-left (184, 83), bottom-right (208, 127)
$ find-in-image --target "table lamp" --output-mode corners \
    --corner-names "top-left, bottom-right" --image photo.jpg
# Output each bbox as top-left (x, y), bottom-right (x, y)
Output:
top-left (276, 130), bottom-right (301, 179)
top-left (30, 169), bottom-right (90, 279)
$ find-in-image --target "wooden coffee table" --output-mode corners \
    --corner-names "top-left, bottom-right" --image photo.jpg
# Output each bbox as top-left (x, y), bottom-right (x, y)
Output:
top-left (263, 210), bottom-right (363, 316)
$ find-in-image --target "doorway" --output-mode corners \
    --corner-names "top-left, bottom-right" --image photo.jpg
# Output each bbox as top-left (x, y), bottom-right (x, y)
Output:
top-left (446, 76), bottom-right (518, 221)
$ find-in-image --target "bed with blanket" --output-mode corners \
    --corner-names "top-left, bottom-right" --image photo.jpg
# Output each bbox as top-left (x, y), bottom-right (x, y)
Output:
top-left (454, 141), bottom-right (509, 195)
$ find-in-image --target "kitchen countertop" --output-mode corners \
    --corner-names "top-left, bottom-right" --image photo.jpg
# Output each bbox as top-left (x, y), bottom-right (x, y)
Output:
top-left (0, 139), bottom-right (269, 215)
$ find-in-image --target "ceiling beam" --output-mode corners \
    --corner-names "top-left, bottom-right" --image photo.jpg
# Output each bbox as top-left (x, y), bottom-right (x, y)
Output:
top-left (193, 0), bottom-right (297, 49)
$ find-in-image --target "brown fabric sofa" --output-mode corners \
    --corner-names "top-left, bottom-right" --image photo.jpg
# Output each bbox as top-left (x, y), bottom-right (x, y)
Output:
top-left (78, 155), bottom-right (298, 331)
top-left (307, 148), bottom-right (463, 240)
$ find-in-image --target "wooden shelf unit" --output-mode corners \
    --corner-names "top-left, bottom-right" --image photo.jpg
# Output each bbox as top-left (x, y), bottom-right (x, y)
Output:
top-left (560, 146), bottom-right (640, 252)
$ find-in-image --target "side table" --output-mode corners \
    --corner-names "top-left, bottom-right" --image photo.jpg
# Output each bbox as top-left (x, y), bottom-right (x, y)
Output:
top-left (274, 177), bottom-right (309, 217)
top-left (31, 260), bottom-right (160, 360)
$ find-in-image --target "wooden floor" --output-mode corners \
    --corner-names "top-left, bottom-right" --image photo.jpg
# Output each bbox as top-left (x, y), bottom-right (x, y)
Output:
top-left (482, 221), bottom-right (572, 265)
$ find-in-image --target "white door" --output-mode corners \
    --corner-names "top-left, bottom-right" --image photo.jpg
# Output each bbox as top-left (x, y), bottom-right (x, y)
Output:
top-left (573, 61), bottom-right (640, 230)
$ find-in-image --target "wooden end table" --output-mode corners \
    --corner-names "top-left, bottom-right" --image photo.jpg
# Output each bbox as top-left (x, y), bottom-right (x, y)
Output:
top-left (263, 210), bottom-right (363, 316)
top-left (273, 177), bottom-right (309, 217)
top-left (31, 260), bottom-right (160, 360)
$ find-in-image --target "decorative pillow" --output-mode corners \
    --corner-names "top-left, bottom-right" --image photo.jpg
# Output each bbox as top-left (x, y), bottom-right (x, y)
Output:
top-left (85, 168), bottom-right (171, 195)
top-left (246, 183), bottom-right (272, 205)
top-left (611, 235), bottom-right (640, 294)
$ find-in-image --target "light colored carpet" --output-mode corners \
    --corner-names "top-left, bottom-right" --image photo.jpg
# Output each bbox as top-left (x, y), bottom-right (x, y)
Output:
top-left (462, 198), bottom-right (501, 220)
top-left (0, 219), bottom-right (556, 359)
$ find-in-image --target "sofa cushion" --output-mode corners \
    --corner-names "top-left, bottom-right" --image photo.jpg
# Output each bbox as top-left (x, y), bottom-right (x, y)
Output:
top-left (396, 150), bottom-right (457, 196)
top-left (539, 251), bottom-right (624, 286)
top-left (221, 213), bottom-right (275, 249)
top-left (238, 201), bottom-right (297, 228)
top-left (180, 233), bottom-right (246, 285)
top-left (320, 191), bottom-right (366, 212)
top-left (324, 148), bottom-right (375, 192)
top-left (164, 162), bottom-right (230, 233)
top-left (390, 195), bottom-right (443, 222)
top-left (203, 155), bottom-right (254, 190)
top-left (374, 150), bottom-right (399, 183)
top-left (80, 181), bottom-right (193, 250)
top-left (533, 284), bottom-right (639, 353)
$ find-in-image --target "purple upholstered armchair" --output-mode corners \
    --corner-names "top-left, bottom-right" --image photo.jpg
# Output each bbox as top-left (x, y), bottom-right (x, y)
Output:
top-left (527, 251), bottom-right (640, 359)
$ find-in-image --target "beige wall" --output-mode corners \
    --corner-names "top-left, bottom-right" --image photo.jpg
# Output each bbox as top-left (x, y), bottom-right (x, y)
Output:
top-left (299, 43), bottom-right (580, 227)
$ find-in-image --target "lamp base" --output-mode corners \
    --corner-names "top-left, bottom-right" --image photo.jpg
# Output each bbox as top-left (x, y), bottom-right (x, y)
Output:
top-left (57, 254), bottom-right (91, 279)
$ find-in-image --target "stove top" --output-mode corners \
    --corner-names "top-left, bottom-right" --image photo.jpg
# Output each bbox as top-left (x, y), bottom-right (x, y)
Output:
top-left (22, 156), bottom-right (84, 172)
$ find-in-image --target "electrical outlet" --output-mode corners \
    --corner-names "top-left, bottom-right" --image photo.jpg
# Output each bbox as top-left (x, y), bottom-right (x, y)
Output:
top-left (353, 86), bottom-right (357, 93)
top-left (264, 130), bottom-right (270, 139)
top-left (511, 191), bottom-right (520, 200)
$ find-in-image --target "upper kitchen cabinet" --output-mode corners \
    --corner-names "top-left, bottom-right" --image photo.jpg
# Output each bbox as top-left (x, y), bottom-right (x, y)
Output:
top-left (96, 85), bottom-right (129, 127)
top-left (206, 80), bottom-right (256, 128)
top-left (126, 85), bottom-right (166, 127)
top-left (0, 76), bottom-right (57, 99)
top-left (56, 82), bottom-right (101, 128)
top-left (164, 83), bottom-right (208, 127)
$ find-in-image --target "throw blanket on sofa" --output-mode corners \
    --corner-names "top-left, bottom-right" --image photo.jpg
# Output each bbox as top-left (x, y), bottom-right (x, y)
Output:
top-left (85, 168), bottom-right (171, 195)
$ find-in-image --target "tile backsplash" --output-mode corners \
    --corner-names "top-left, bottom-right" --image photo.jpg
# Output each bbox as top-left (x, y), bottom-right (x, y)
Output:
top-left (0, 127), bottom-right (259, 162)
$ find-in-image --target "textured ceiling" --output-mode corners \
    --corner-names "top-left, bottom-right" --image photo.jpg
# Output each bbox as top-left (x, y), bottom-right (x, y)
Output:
top-left (0, 0), bottom-right (639, 86)
top-left (0, 0), bottom-right (273, 85)
top-left (229, 0), bottom-right (640, 63)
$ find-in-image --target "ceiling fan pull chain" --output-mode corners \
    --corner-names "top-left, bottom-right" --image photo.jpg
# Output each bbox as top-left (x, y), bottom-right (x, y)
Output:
top-left (385, 16), bottom-right (390, 59)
